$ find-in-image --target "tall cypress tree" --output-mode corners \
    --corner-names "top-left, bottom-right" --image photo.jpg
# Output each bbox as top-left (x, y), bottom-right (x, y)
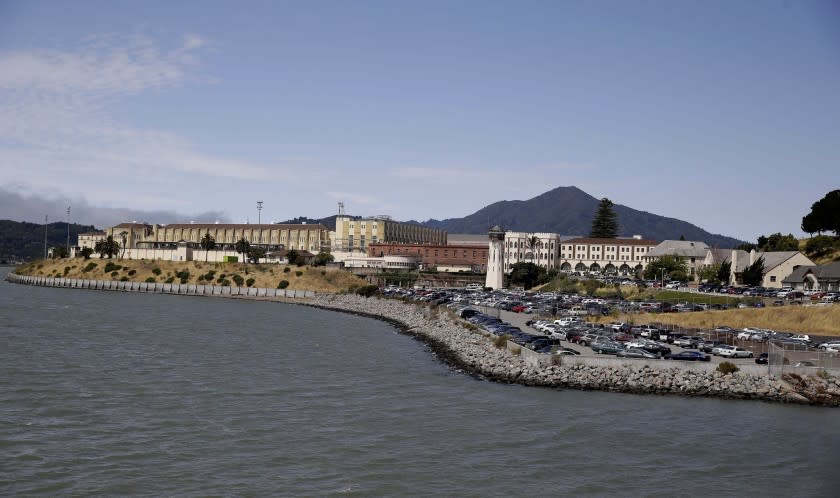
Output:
top-left (589, 198), bottom-right (618, 238)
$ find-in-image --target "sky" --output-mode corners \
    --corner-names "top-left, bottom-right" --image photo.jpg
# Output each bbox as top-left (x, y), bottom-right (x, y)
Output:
top-left (0, 0), bottom-right (838, 240)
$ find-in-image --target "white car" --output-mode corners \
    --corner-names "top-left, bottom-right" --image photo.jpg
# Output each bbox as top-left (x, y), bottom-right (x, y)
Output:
top-left (718, 346), bottom-right (754, 359)
top-left (790, 334), bottom-right (811, 342)
top-left (712, 344), bottom-right (735, 356)
top-left (818, 342), bottom-right (840, 352)
top-left (738, 328), bottom-right (760, 340)
top-left (554, 317), bottom-right (581, 327)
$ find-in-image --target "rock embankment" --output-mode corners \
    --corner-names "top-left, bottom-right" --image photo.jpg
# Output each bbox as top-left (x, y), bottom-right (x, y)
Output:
top-left (309, 294), bottom-right (840, 406)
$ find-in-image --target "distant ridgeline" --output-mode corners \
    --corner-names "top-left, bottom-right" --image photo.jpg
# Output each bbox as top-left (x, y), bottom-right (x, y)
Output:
top-left (418, 186), bottom-right (745, 249)
top-left (0, 220), bottom-right (98, 261)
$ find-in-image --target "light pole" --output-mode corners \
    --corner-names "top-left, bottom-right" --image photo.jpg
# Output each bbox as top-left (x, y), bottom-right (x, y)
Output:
top-left (44, 214), bottom-right (48, 259)
top-left (256, 201), bottom-right (263, 262)
top-left (66, 206), bottom-right (71, 256)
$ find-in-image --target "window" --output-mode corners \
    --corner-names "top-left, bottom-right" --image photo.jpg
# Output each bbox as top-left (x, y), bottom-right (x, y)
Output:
top-left (770, 276), bottom-right (777, 282)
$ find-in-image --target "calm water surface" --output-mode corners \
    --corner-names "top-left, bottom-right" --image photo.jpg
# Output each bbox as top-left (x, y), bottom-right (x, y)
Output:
top-left (1, 267), bottom-right (838, 496)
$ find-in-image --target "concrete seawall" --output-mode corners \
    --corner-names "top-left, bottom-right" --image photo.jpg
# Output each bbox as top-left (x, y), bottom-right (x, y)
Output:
top-left (5, 272), bottom-right (315, 299)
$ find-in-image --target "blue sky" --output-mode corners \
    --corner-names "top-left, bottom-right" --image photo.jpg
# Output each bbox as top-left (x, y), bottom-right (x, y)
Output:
top-left (0, 0), bottom-right (838, 241)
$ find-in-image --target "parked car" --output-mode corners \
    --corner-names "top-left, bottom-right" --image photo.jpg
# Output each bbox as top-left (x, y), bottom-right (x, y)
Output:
top-left (591, 341), bottom-right (624, 355)
top-left (665, 351), bottom-right (711, 362)
top-left (712, 344), bottom-right (736, 356)
top-left (718, 346), bottom-right (754, 359)
top-left (755, 353), bottom-right (769, 364)
top-left (616, 348), bottom-right (660, 359)
top-left (673, 336), bottom-right (703, 348)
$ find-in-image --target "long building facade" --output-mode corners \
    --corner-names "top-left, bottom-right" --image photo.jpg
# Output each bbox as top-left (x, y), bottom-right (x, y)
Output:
top-left (333, 215), bottom-right (447, 253)
top-left (486, 229), bottom-right (658, 289)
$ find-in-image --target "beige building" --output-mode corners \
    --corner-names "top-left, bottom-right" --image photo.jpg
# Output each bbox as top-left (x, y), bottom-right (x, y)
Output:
top-left (145, 223), bottom-right (330, 254)
top-left (730, 249), bottom-right (814, 288)
top-left (645, 240), bottom-right (711, 279)
top-left (486, 230), bottom-right (658, 287)
top-left (332, 214), bottom-right (446, 260)
top-left (77, 231), bottom-right (106, 250)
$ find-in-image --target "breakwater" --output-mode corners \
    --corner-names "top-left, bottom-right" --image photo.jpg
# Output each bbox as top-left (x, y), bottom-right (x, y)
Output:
top-left (5, 272), bottom-right (314, 299)
top-left (310, 294), bottom-right (840, 406)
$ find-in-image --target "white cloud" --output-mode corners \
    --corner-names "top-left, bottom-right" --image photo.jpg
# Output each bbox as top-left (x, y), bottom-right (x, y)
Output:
top-left (0, 33), bottom-right (277, 203)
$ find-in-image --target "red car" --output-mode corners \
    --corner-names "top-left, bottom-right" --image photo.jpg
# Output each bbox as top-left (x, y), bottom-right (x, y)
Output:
top-left (511, 305), bottom-right (527, 313)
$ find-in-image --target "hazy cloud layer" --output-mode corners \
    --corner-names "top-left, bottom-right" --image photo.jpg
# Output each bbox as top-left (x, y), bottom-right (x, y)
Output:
top-left (0, 33), bottom-right (277, 209)
top-left (0, 186), bottom-right (229, 229)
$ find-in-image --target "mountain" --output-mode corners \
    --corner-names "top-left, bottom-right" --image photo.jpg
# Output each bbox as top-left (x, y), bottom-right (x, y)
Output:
top-left (0, 220), bottom-right (100, 262)
top-left (420, 186), bottom-right (745, 248)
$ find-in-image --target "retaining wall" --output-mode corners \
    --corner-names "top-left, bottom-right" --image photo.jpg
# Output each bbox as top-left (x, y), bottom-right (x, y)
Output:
top-left (4, 273), bottom-right (315, 299)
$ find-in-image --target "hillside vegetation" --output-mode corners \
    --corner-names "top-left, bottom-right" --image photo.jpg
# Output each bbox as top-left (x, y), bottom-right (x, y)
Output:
top-left (16, 258), bottom-right (367, 293)
top-left (800, 236), bottom-right (840, 265)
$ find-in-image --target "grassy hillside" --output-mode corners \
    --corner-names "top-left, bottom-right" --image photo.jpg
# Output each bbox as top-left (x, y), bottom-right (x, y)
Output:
top-left (16, 258), bottom-right (367, 293)
top-left (799, 236), bottom-right (840, 265)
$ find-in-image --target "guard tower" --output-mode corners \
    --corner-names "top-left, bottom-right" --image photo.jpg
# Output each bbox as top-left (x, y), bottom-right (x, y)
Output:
top-left (485, 225), bottom-right (506, 290)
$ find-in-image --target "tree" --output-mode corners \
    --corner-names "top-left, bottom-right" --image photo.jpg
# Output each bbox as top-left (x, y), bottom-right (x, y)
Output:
top-left (508, 262), bottom-right (546, 290)
top-left (313, 252), bottom-right (334, 266)
top-left (527, 234), bottom-right (540, 265)
top-left (741, 256), bottom-right (765, 286)
top-left (716, 260), bottom-right (731, 285)
top-left (119, 231), bottom-right (128, 258)
top-left (234, 238), bottom-right (250, 263)
top-left (51, 246), bottom-right (68, 259)
top-left (200, 233), bottom-right (216, 262)
top-left (644, 255), bottom-right (689, 282)
top-left (286, 249), bottom-right (300, 266)
top-left (80, 247), bottom-right (93, 260)
top-left (95, 235), bottom-right (120, 259)
top-left (758, 233), bottom-right (798, 252)
top-left (247, 246), bottom-right (266, 264)
top-left (804, 235), bottom-right (836, 258)
top-left (802, 190), bottom-right (840, 236)
top-left (698, 264), bottom-right (720, 283)
top-left (589, 198), bottom-right (618, 238)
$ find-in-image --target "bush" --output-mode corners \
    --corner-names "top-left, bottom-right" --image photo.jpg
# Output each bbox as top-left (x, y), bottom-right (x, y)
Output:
top-left (355, 284), bottom-right (379, 297)
top-left (152, 267), bottom-right (162, 276)
top-left (220, 279), bottom-right (231, 286)
top-left (805, 235), bottom-right (837, 257)
top-left (63, 266), bottom-right (71, 276)
top-left (277, 280), bottom-right (289, 289)
top-left (295, 271), bottom-right (303, 277)
top-left (165, 276), bottom-right (175, 284)
top-left (493, 335), bottom-right (509, 349)
top-left (246, 278), bottom-right (255, 287)
top-left (104, 262), bottom-right (122, 273)
top-left (717, 361), bottom-right (740, 375)
top-left (128, 269), bottom-right (136, 276)
top-left (320, 270), bottom-right (326, 276)
top-left (175, 270), bottom-right (190, 284)
top-left (511, 346), bottom-right (522, 356)
top-left (232, 274), bottom-right (245, 286)
top-left (283, 267), bottom-right (291, 273)
top-left (120, 276), bottom-right (129, 282)
top-left (145, 277), bottom-right (156, 283)
top-left (82, 262), bottom-right (98, 273)
top-left (816, 369), bottom-right (831, 380)
top-left (110, 271), bottom-right (119, 278)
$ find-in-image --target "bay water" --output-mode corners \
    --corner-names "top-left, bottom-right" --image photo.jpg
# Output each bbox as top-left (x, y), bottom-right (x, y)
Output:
top-left (1, 268), bottom-right (838, 496)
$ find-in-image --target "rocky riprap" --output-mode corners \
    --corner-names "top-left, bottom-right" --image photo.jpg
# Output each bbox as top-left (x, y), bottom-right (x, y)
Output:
top-left (309, 294), bottom-right (840, 406)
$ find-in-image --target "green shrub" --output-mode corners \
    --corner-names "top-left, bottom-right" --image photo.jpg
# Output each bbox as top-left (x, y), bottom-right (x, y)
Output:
top-left (165, 276), bottom-right (175, 284)
top-left (220, 279), bottom-right (231, 286)
top-left (63, 266), bottom-right (71, 276)
top-left (246, 278), bottom-right (255, 287)
top-left (295, 271), bottom-right (303, 277)
top-left (355, 284), bottom-right (379, 297)
top-left (110, 271), bottom-right (119, 278)
top-left (120, 276), bottom-right (129, 282)
top-left (232, 274), bottom-right (245, 286)
top-left (717, 361), bottom-right (740, 375)
top-left (283, 267), bottom-right (291, 273)
top-left (278, 280), bottom-right (289, 289)
top-left (175, 270), bottom-right (190, 284)
top-left (104, 262), bottom-right (122, 273)
top-left (816, 369), bottom-right (831, 380)
top-left (511, 345), bottom-right (522, 356)
top-left (152, 267), bottom-right (162, 275)
top-left (145, 277), bottom-right (156, 283)
top-left (493, 335), bottom-right (508, 349)
top-left (82, 262), bottom-right (98, 273)
top-left (320, 270), bottom-right (326, 276)
top-left (128, 269), bottom-right (136, 276)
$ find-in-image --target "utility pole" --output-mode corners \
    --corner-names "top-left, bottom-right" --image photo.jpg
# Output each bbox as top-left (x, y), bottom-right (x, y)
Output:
top-left (66, 206), bottom-right (71, 255)
top-left (44, 214), bottom-right (48, 259)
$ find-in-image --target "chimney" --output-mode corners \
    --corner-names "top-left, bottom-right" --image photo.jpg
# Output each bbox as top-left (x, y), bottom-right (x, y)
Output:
top-left (749, 249), bottom-right (756, 266)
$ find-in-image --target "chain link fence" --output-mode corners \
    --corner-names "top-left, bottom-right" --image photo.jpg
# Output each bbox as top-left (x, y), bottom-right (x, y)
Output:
top-left (768, 342), bottom-right (840, 377)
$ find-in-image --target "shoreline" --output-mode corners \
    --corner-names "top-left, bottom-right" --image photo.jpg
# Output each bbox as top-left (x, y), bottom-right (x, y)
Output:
top-left (7, 272), bottom-right (840, 406)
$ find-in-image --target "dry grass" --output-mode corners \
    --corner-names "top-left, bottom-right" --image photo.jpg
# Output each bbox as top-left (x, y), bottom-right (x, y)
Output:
top-left (18, 258), bottom-right (365, 293)
top-left (601, 305), bottom-right (840, 336)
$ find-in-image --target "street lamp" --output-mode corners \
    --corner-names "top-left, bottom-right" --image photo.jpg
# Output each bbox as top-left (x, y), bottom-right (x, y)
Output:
top-left (44, 214), bottom-right (48, 259)
top-left (66, 206), bottom-right (71, 256)
top-left (256, 200), bottom-right (263, 261)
